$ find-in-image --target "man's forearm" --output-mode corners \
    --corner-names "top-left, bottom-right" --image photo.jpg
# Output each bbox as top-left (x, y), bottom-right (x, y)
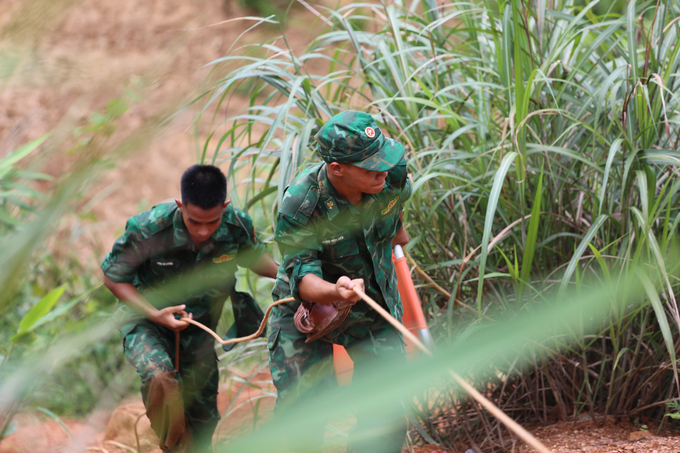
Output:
top-left (299, 274), bottom-right (340, 304)
top-left (392, 213), bottom-right (409, 247)
top-left (103, 275), bottom-right (158, 318)
top-left (250, 253), bottom-right (279, 279)
top-left (392, 225), bottom-right (409, 247)
top-left (103, 274), bottom-right (192, 331)
top-left (298, 274), bottom-right (364, 305)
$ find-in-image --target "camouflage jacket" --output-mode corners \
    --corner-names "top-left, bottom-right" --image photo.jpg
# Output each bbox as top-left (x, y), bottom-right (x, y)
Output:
top-left (273, 160), bottom-right (412, 321)
top-left (102, 203), bottom-right (266, 356)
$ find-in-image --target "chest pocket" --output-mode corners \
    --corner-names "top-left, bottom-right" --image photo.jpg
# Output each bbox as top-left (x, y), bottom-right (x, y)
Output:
top-left (212, 247), bottom-right (238, 265)
top-left (148, 258), bottom-right (183, 283)
top-left (201, 248), bottom-right (239, 292)
top-left (320, 236), bottom-right (359, 260)
top-left (376, 213), bottom-right (399, 239)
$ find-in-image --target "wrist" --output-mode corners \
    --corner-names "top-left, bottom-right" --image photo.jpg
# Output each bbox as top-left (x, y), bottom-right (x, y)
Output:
top-left (333, 281), bottom-right (345, 299)
top-left (335, 287), bottom-right (346, 301)
top-left (146, 307), bottom-right (161, 323)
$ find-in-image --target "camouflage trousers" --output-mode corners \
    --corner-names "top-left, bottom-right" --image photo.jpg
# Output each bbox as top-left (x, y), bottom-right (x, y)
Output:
top-left (267, 299), bottom-right (407, 453)
top-left (124, 324), bottom-right (219, 453)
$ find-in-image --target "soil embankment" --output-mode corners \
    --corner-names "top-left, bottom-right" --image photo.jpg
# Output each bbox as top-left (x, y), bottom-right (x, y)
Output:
top-left (0, 368), bottom-right (276, 453)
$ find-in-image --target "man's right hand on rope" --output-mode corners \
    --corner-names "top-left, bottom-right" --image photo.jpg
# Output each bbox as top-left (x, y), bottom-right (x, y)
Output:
top-left (335, 276), bottom-right (364, 304)
top-left (299, 273), bottom-right (364, 305)
top-left (104, 275), bottom-right (192, 332)
top-left (149, 305), bottom-right (192, 332)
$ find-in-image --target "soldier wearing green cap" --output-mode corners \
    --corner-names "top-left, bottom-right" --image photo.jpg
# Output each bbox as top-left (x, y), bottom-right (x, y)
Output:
top-left (268, 111), bottom-right (412, 452)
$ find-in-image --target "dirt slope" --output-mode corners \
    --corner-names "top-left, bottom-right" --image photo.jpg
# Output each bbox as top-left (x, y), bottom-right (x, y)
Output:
top-left (0, 0), bottom-right (324, 256)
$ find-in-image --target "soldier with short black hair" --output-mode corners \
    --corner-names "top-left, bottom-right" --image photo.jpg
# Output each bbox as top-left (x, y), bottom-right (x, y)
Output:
top-left (102, 164), bottom-right (278, 453)
top-left (269, 111), bottom-right (412, 453)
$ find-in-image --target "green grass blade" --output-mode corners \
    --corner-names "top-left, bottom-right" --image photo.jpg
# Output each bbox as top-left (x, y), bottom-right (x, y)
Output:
top-left (476, 151), bottom-right (518, 314)
top-left (598, 138), bottom-right (622, 216)
top-left (638, 271), bottom-right (679, 393)
top-left (559, 215), bottom-right (607, 295)
top-left (518, 167), bottom-right (543, 301)
top-left (16, 285), bottom-right (66, 334)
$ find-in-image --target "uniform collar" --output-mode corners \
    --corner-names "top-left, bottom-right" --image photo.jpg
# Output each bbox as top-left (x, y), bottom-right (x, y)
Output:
top-left (318, 164), bottom-right (379, 220)
top-left (172, 207), bottom-right (191, 248)
top-left (211, 205), bottom-right (241, 241)
top-left (172, 205), bottom-right (222, 254)
top-left (318, 164), bottom-right (352, 220)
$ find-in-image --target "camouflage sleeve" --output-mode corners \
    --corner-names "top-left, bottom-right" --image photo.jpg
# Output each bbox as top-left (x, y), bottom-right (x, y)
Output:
top-left (233, 208), bottom-right (268, 269)
top-left (401, 173), bottom-right (413, 205)
top-left (389, 160), bottom-right (411, 232)
top-left (386, 158), bottom-right (412, 205)
top-left (395, 177), bottom-right (412, 233)
top-left (275, 213), bottom-right (323, 302)
top-left (101, 218), bottom-right (145, 283)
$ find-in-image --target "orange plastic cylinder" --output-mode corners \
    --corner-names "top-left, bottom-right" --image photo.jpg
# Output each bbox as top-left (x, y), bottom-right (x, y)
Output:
top-left (333, 344), bottom-right (353, 386)
top-left (332, 245), bottom-right (431, 382)
top-left (394, 254), bottom-right (427, 332)
top-left (393, 245), bottom-right (432, 358)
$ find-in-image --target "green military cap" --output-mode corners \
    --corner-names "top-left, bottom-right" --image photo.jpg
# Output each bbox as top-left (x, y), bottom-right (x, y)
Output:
top-left (314, 110), bottom-right (405, 172)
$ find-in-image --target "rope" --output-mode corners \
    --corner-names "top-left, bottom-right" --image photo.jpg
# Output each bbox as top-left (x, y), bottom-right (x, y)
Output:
top-left (175, 332), bottom-right (180, 371)
top-left (350, 286), bottom-right (552, 453)
top-left (174, 290), bottom-right (552, 453)
top-left (178, 297), bottom-right (295, 346)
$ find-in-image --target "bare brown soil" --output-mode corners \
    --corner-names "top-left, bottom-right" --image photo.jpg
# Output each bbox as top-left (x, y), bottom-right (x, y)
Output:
top-left (518, 418), bottom-right (680, 453)
top-left (0, 368), bottom-right (276, 453)
top-left (5, 402), bottom-right (680, 453)
top-left (404, 419), bottom-right (680, 453)
top-left (2, 0), bottom-right (680, 452)
top-left (0, 0), bottom-right (328, 256)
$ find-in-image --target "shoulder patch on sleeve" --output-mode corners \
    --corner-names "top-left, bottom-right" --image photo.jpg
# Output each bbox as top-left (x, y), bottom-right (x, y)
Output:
top-left (280, 185), bottom-right (319, 226)
top-left (386, 162), bottom-right (408, 188)
top-left (135, 203), bottom-right (175, 239)
top-left (295, 186), bottom-right (319, 223)
top-left (279, 163), bottom-right (324, 225)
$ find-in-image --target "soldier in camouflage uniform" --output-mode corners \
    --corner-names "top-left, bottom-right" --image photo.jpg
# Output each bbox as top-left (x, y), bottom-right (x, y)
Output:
top-left (269, 111), bottom-right (412, 453)
top-left (102, 165), bottom-right (278, 453)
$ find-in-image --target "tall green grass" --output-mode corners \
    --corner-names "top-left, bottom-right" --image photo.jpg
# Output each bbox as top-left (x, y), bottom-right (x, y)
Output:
top-left (207, 265), bottom-right (665, 452)
top-left (197, 0), bottom-right (680, 449)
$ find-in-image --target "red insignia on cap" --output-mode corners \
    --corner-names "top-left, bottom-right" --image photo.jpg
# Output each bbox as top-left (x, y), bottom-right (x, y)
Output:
top-left (365, 127), bottom-right (375, 138)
